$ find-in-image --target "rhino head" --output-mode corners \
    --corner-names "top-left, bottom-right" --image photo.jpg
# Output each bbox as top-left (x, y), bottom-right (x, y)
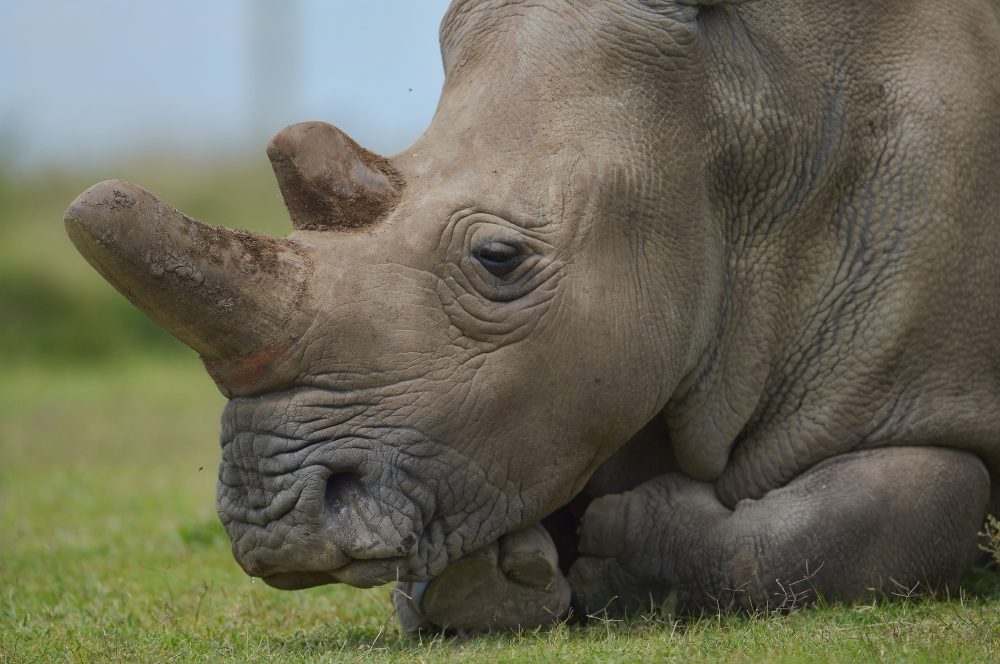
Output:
top-left (65, 0), bottom-right (727, 589)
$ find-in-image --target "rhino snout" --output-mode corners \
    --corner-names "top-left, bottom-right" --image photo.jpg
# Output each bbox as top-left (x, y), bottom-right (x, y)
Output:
top-left (218, 438), bottom-right (426, 589)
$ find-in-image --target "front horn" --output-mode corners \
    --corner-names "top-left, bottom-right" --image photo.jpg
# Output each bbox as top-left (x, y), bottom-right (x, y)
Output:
top-left (64, 180), bottom-right (310, 376)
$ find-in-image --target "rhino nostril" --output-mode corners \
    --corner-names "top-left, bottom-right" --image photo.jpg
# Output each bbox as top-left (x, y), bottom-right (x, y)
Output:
top-left (319, 470), bottom-right (416, 562)
top-left (324, 472), bottom-right (364, 515)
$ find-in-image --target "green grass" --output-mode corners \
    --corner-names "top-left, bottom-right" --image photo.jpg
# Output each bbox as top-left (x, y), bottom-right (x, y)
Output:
top-left (1, 165), bottom-right (999, 661)
top-left (0, 360), bottom-right (996, 663)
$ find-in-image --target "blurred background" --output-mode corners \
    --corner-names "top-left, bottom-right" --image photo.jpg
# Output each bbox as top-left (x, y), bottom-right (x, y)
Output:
top-left (2, 0), bottom-right (450, 170)
top-left (1, 0), bottom-right (451, 363)
top-left (0, 2), bottom-right (456, 653)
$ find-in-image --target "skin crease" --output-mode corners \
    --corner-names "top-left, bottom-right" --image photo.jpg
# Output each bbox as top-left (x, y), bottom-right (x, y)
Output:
top-left (65, 0), bottom-right (1000, 631)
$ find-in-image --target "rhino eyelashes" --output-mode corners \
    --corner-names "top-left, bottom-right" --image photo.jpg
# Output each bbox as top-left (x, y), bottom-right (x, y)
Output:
top-left (472, 241), bottom-right (528, 277)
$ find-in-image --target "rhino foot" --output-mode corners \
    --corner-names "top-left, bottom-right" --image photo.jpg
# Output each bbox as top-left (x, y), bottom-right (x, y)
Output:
top-left (394, 523), bottom-right (571, 634)
top-left (568, 449), bottom-right (992, 618)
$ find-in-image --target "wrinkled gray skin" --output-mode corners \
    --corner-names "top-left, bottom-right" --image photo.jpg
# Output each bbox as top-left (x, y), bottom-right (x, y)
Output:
top-left (65, 0), bottom-right (1000, 632)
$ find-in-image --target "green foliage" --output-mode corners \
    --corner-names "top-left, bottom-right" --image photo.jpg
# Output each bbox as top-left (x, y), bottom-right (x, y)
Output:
top-left (0, 267), bottom-right (181, 361)
top-left (179, 518), bottom-right (230, 551)
top-left (982, 515), bottom-right (1000, 566)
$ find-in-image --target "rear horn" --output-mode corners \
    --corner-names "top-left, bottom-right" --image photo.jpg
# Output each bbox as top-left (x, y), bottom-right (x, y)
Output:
top-left (267, 121), bottom-right (404, 231)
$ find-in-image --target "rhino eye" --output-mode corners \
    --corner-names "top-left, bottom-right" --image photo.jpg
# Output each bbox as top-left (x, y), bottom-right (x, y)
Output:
top-left (473, 241), bottom-right (526, 277)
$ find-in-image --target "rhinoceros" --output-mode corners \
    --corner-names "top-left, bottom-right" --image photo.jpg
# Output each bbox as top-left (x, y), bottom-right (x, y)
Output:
top-left (65, 0), bottom-right (999, 632)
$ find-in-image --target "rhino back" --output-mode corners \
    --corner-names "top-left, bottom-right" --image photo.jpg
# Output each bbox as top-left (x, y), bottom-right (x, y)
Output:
top-left (660, 0), bottom-right (1000, 505)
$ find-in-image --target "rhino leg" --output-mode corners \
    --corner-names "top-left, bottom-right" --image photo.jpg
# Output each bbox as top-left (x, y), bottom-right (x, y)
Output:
top-left (569, 447), bottom-right (990, 617)
top-left (393, 524), bottom-right (571, 634)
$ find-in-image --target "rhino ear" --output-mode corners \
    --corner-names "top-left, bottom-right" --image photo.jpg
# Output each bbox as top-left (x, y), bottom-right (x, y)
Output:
top-left (267, 121), bottom-right (404, 232)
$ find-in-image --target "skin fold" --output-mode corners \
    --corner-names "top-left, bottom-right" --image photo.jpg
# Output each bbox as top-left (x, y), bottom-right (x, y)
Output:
top-left (65, 0), bottom-right (999, 632)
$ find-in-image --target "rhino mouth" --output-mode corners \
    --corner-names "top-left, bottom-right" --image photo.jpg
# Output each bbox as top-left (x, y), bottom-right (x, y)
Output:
top-left (241, 548), bottom-right (421, 590)
top-left (217, 388), bottom-right (522, 588)
top-left (261, 557), bottom-right (415, 590)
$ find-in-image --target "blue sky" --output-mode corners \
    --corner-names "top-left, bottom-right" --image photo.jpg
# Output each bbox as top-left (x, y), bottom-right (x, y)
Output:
top-left (0, 1), bottom-right (453, 170)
